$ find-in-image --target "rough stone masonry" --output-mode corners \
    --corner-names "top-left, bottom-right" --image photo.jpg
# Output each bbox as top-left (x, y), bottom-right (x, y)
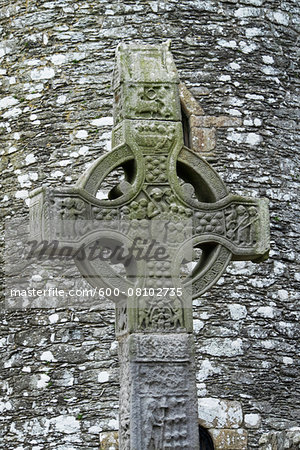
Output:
top-left (0, 1), bottom-right (299, 449)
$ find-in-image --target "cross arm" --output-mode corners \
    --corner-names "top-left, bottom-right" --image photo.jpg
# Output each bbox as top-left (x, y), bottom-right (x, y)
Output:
top-left (29, 186), bottom-right (122, 246)
top-left (192, 194), bottom-right (269, 263)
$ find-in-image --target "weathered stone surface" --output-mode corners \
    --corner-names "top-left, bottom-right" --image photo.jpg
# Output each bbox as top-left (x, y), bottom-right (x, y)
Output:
top-left (199, 337), bottom-right (244, 356)
top-left (100, 431), bottom-right (119, 449)
top-left (119, 333), bottom-right (199, 449)
top-left (179, 82), bottom-right (204, 117)
top-left (198, 397), bottom-right (243, 428)
top-left (191, 126), bottom-right (217, 152)
top-left (190, 116), bottom-right (242, 128)
top-left (244, 413), bottom-right (262, 429)
top-left (46, 344), bottom-right (90, 363)
top-left (0, 0), bottom-right (298, 449)
top-left (14, 328), bottom-right (51, 347)
top-left (210, 428), bottom-right (248, 449)
top-left (259, 427), bottom-right (300, 450)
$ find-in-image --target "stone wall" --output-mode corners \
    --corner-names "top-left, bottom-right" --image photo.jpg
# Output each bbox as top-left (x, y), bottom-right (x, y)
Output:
top-left (259, 427), bottom-right (300, 450)
top-left (0, 0), bottom-right (299, 449)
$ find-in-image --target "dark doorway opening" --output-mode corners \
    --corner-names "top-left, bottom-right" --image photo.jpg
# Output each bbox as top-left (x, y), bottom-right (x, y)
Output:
top-left (181, 103), bottom-right (191, 148)
top-left (199, 425), bottom-right (214, 450)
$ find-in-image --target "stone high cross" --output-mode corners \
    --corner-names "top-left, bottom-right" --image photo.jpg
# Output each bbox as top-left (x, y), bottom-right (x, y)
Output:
top-left (29, 42), bottom-right (269, 449)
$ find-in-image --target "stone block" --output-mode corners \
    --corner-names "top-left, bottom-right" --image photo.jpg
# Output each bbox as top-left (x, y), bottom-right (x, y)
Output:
top-left (190, 115), bottom-right (242, 128)
top-left (114, 83), bottom-right (181, 123)
top-left (179, 82), bottom-right (204, 117)
top-left (198, 397), bottom-right (243, 428)
top-left (228, 303), bottom-right (248, 320)
top-left (52, 368), bottom-right (74, 387)
top-left (15, 329), bottom-right (50, 347)
top-left (259, 428), bottom-right (300, 450)
top-left (99, 431), bottom-right (119, 449)
top-left (51, 344), bottom-right (89, 363)
top-left (190, 127), bottom-right (216, 152)
top-left (199, 338), bottom-right (244, 357)
top-left (210, 428), bottom-right (248, 449)
top-left (244, 413), bottom-right (261, 428)
top-left (114, 42), bottom-right (179, 87)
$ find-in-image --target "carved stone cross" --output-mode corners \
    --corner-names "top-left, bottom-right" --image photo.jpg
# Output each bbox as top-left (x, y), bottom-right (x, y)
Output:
top-left (29, 42), bottom-right (269, 449)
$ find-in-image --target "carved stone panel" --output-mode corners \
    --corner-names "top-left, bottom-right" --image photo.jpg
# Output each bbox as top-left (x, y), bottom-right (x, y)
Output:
top-left (119, 334), bottom-right (199, 450)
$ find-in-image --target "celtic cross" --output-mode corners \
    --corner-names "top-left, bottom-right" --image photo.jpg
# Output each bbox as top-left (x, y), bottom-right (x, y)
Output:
top-left (29, 42), bottom-right (269, 449)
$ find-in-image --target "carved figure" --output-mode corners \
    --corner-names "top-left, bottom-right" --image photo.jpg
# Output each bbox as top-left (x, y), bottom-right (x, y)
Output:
top-left (145, 399), bottom-right (165, 449)
top-left (59, 197), bottom-right (85, 237)
top-left (135, 86), bottom-right (172, 119)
